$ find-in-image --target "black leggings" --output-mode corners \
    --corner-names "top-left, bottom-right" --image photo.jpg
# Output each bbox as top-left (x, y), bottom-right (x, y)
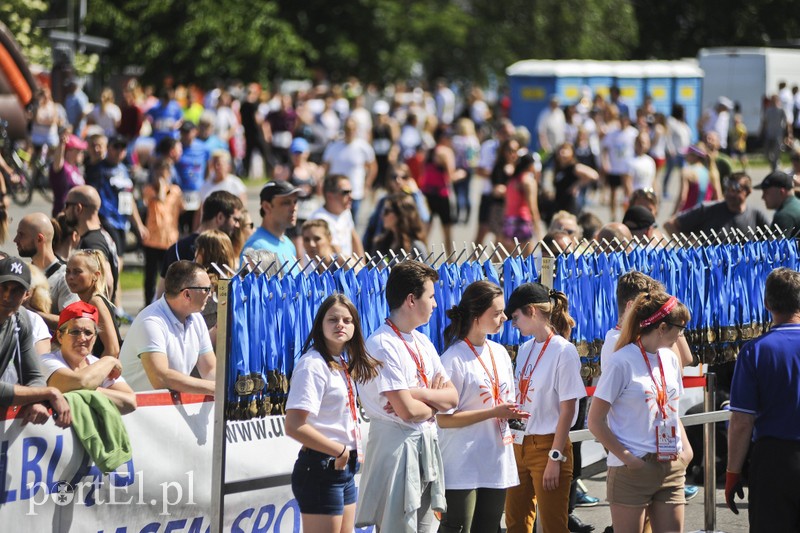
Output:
top-left (143, 246), bottom-right (168, 305)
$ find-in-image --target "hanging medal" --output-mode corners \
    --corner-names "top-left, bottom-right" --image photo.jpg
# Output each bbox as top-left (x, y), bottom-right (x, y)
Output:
top-left (465, 339), bottom-right (512, 445)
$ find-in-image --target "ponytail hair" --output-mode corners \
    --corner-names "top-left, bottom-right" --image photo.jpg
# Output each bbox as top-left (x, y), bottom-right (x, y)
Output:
top-left (615, 290), bottom-right (690, 351)
top-left (543, 290), bottom-right (575, 339)
top-left (443, 281), bottom-right (504, 349)
top-left (70, 249), bottom-right (109, 299)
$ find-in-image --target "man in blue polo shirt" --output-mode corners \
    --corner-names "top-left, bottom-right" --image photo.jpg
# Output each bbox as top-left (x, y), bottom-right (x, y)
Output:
top-left (726, 267), bottom-right (800, 531)
top-left (242, 181), bottom-right (300, 264)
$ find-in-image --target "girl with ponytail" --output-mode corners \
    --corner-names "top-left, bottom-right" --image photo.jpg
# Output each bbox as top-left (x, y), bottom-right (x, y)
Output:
top-left (588, 291), bottom-right (693, 533)
top-left (503, 283), bottom-right (585, 533)
top-left (437, 281), bottom-right (526, 533)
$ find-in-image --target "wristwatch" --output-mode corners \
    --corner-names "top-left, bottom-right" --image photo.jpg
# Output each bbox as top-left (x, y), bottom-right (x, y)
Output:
top-left (548, 449), bottom-right (567, 462)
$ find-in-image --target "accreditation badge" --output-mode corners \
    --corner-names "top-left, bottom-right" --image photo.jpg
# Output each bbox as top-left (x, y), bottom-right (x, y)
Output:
top-left (499, 419), bottom-right (513, 446)
top-left (355, 424), bottom-right (364, 463)
top-left (509, 413), bottom-right (529, 445)
top-left (656, 418), bottom-right (679, 462)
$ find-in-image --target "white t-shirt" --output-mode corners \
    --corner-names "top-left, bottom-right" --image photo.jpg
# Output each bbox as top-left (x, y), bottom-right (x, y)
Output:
top-left (360, 323), bottom-right (449, 431)
top-left (310, 206), bottom-right (355, 257)
top-left (600, 327), bottom-right (621, 373)
top-left (286, 349), bottom-right (358, 448)
top-left (593, 342), bottom-right (684, 467)
top-left (477, 138), bottom-right (500, 194)
top-left (537, 107), bottom-right (567, 151)
top-left (90, 104), bottom-right (122, 137)
top-left (439, 340), bottom-right (518, 489)
top-left (199, 174), bottom-right (247, 201)
top-left (666, 117), bottom-right (691, 157)
top-left (41, 350), bottom-right (126, 390)
top-left (25, 309), bottom-right (51, 345)
top-left (602, 125), bottom-right (638, 175)
top-left (628, 154), bottom-right (657, 192)
top-left (120, 297), bottom-right (213, 392)
top-left (514, 334), bottom-right (585, 434)
top-left (322, 139), bottom-right (375, 201)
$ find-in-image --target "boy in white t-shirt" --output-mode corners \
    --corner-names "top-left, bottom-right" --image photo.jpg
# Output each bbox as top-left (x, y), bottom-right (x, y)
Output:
top-left (355, 261), bottom-right (458, 532)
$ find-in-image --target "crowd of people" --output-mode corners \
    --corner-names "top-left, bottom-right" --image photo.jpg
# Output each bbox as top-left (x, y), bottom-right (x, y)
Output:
top-left (2, 75), bottom-right (800, 532)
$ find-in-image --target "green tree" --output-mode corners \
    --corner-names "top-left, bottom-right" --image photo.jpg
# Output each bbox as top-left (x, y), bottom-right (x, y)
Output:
top-left (0, 0), bottom-right (49, 67)
top-left (84, 0), bottom-right (310, 86)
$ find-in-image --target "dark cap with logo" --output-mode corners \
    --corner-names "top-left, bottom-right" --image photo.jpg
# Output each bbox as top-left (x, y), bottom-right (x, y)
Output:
top-left (260, 181), bottom-right (302, 202)
top-left (0, 257), bottom-right (31, 289)
top-left (505, 282), bottom-right (553, 317)
top-left (754, 171), bottom-right (794, 190)
top-left (623, 205), bottom-right (657, 231)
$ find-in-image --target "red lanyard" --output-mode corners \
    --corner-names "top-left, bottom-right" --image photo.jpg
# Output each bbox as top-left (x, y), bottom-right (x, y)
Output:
top-left (465, 338), bottom-right (501, 403)
top-left (637, 340), bottom-right (668, 419)
top-left (386, 319), bottom-right (429, 388)
top-left (516, 331), bottom-right (553, 404)
top-left (338, 355), bottom-right (359, 426)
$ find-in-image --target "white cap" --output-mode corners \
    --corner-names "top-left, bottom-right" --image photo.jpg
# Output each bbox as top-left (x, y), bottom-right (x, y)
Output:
top-left (373, 100), bottom-right (390, 115)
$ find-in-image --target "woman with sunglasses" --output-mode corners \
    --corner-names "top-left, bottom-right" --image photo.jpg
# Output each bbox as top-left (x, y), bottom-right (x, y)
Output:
top-left (588, 291), bottom-right (693, 533)
top-left (372, 193), bottom-right (427, 257)
top-left (42, 301), bottom-right (136, 414)
top-left (286, 294), bottom-right (381, 533)
top-left (504, 283), bottom-right (585, 533)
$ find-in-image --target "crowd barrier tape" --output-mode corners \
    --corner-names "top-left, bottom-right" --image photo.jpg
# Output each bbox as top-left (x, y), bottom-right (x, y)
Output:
top-left (0, 392), bottom-right (375, 532)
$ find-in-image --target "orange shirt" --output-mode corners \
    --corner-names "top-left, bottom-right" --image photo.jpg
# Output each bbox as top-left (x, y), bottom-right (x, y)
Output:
top-left (142, 183), bottom-right (183, 250)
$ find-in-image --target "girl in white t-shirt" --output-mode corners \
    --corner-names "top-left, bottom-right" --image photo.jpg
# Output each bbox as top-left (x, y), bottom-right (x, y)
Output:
top-left (286, 294), bottom-right (381, 533)
top-left (504, 282), bottom-right (586, 533)
top-left (437, 281), bottom-right (527, 533)
top-left (588, 291), bottom-right (693, 533)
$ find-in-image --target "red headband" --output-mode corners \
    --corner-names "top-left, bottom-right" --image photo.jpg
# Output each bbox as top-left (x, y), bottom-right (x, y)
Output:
top-left (639, 296), bottom-right (677, 329)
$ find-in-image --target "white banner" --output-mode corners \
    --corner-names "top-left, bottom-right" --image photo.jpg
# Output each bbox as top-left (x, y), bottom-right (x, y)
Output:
top-left (0, 392), bottom-right (374, 532)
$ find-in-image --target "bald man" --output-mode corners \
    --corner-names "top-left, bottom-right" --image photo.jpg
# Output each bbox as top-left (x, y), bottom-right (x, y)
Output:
top-left (14, 213), bottom-right (79, 328)
top-left (64, 185), bottom-right (118, 300)
top-left (595, 222), bottom-right (632, 253)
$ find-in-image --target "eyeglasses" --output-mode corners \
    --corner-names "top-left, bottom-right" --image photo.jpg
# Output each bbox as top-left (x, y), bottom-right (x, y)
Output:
top-left (666, 322), bottom-right (686, 335)
top-left (184, 286), bottom-right (212, 294)
top-left (632, 188), bottom-right (657, 201)
top-left (66, 328), bottom-right (96, 338)
top-left (337, 189), bottom-right (353, 196)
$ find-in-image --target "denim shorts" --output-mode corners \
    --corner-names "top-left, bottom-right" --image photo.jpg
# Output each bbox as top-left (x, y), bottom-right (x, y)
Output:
top-left (291, 447), bottom-right (358, 515)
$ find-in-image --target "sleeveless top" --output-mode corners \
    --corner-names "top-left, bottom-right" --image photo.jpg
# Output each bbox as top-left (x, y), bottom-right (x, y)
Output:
top-left (422, 162), bottom-right (449, 198)
top-left (554, 163), bottom-right (580, 215)
top-left (679, 162), bottom-right (710, 213)
top-left (92, 294), bottom-right (123, 358)
top-left (504, 173), bottom-right (532, 221)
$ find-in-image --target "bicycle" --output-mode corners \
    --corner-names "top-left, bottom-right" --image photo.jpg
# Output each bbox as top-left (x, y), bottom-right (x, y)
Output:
top-left (0, 119), bottom-right (34, 206)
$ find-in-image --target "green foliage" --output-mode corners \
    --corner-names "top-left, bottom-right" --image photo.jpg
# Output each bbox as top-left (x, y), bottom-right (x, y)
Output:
top-left (4, 0), bottom-right (799, 86)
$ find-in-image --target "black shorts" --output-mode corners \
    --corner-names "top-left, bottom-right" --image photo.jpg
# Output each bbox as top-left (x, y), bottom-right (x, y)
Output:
top-left (606, 173), bottom-right (623, 188)
top-left (424, 193), bottom-right (453, 225)
top-left (478, 194), bottom-right (494, 224)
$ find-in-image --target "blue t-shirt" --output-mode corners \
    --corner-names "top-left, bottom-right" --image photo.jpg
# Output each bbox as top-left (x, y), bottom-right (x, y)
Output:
top-left (241, 227), bottom-right (297, 265)
top-left (200, 135), bottom-right (229, 154)
top-left (146, 100), bottom-right (184, 142)
top-left (96, 160), bottom-right (134, 230)
top-left (730, 323), bottom-right (800, 441)
top-left (176, 139), bottom-right (209, 192)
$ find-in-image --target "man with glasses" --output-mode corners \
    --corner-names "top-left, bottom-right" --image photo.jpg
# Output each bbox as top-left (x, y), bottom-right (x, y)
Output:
top-left (120, 260), bottom-right (215, 394)
top-left (64, 185), bottom-right (118, 300)
top-left (311, 174), bottom-right (364, 260)
top-left (156, 191), bottom-right (243, 299)
top-left (242, 181), bottom-right (300, 264)
top-left (663, 172), bottom-right (769, 236)
top-left (755, 170), bottom-right (800, 237)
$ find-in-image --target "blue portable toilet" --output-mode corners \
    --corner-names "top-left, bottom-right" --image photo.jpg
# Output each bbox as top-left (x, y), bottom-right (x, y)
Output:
top-left (507, 60), bottom-right (557, 150)
top-left (671, 61), bottom-right (704, 142)
top-left (643, 62), bottom-right (675, 116)
top-left (611, 63), bottom-right (645, 121)
top-left (584, 61), bottom-right (614, 102)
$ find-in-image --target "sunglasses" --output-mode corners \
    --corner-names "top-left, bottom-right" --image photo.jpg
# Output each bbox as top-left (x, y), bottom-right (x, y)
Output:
top-left (725, 181), bottom-right (749, 193)
top-left (66, 328), bottom-right (96, 338)
top-left (184, 286), bottom-right (212, 294)
top-left (337, 190), bottom-right (353, 196)
top-left (666, 322), bottom-right (686, 335)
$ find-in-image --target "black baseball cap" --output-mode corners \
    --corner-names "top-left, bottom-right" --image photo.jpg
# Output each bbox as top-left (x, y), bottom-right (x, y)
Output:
top-left (260, 181), bottom-right (301, 202)
top-left (0, 257), bottom-right (31, 290)
top-left (109, 134), bottom-right (128, 148)
top-left (623, 205), bottom-right (657, 231)
top-left (505, 283), bottom-right (551, 317)
top-left (754, 171), bottom-right (794, 190)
